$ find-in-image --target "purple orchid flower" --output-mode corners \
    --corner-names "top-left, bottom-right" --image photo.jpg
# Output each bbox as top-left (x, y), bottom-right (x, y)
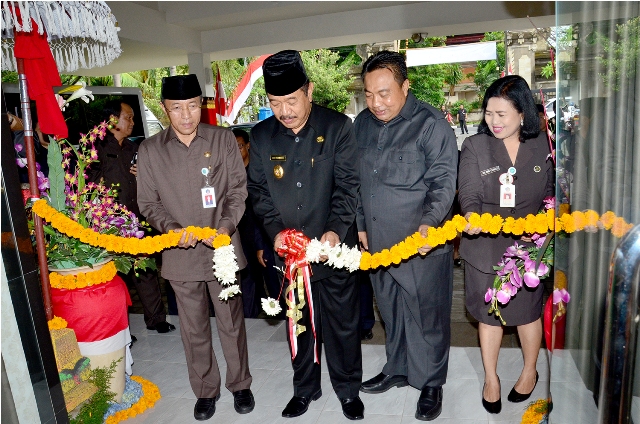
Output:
top-left (496, 289), bottom-right (512, 305)
top-left (509, 269), bottom-right (523, 288)
top-left (532, 233), bottom-right (546, 248)
top-left (523, 271), bottom-right (540, 288)
top-left (536, 262), bottom-right (550, 277)
top-left (485, 288), bottom-right (496, 303)
top-left (543, 196), bottom-right (555, 210)
top-left (505, 242), bottom-right (525, 257)
top-left (553, 288), bottom-right (571, 304)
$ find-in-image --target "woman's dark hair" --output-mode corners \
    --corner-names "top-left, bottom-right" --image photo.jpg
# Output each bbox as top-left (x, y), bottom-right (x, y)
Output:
top-left (361, 50), bottom-right (407, 86)
top-left (232, 128), bottom-right (250, 144)
top-left (477, 75), bottom-right (540, 141)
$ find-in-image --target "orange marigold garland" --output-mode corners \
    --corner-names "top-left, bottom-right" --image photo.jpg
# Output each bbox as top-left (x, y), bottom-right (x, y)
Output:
top-left (33, 199), bottom-right (635, 272)
top-left (104, 376), bottom-right (161, 424)
top-left (49, 261), bottom-right (118, 290)
top-left (32, 200), bottom-right (229, 256)
top-left (47, 316), bottom-right (68, 331)
top-left (521, 399), bottom-right (549, 424)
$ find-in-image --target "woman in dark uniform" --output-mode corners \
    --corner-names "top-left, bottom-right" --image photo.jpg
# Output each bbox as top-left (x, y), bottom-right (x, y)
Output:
top-left (458, 75), bottom-right (554, 414)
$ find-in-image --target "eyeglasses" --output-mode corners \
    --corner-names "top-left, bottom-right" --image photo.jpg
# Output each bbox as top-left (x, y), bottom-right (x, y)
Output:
top-left (167, 103), bottom-right (201, 115)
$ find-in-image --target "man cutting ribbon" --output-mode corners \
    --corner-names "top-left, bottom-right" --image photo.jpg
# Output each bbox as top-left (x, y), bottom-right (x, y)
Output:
top-left (247, 50), bottom-right (364, 420)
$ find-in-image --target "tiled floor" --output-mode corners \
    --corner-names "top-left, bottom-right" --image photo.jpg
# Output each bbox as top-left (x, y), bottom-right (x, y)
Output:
top-left (124, 313), bottom-right (599, 424)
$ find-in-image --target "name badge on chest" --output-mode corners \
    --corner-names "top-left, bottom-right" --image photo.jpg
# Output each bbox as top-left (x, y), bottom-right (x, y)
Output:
top-left (499, 173), bottom-right (515, 208)
top-left (201, 167), bottom-right (216, 208)
top-left (201, 187), bottom-right (216, 208)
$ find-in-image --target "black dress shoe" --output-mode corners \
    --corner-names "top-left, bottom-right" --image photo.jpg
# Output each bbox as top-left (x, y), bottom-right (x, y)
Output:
top-left (482, 379), bottom-right (502, 414)
top-left (130, 335), bottom-right (137, 346)
top-left (508, 372), bottom-right (539, 403)
top-left (147, 321), bottom-right (176, 333)
top-left (194, 394), bottom-right (220, 421)
top-left (281, 390), bottom-right (322, 418)
top-left (233, 389), bottom-right (255, 414)
top-left (454, 258), bottom-right (462, 267)
top-left (360, 372), bottom-right (408, 394)
top-left (361, 329), bottom-right (373, 340)
top-left (415, 386), bottom-right (442, 421)
top-left (340, 396), bottom-right (364, 420)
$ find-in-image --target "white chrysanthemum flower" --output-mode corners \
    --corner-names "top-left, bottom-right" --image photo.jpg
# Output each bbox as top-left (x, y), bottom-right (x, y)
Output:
top-left (306, 239), bottom-right (328, 263)
top-left (219, 285), bottom-right (241, 301)
top-left (261, 297), bottom-right (283, 316)
top-left (344, 248), bottom-right (363, 273)
top-left (213, 245), bottom-right (239, 288)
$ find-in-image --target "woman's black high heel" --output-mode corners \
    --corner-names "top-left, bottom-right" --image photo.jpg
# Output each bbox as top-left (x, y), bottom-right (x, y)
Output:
top-left (482, 377), bottom-right (502, 414)
top-left (508, 371), bottom-right (539, 403)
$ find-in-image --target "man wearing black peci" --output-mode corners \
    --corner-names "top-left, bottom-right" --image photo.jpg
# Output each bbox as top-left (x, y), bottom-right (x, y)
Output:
top-left (247, 50), bottom-right (364, 420)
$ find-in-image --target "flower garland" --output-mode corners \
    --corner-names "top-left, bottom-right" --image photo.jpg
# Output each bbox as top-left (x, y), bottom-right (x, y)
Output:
top-left (33, 197), bottom-right (634, 278)
top-left (104, 375), bottom-right (161, 424)
top-left (213, 236), bottom-right (241, 301)
top-left (49, 261), bottom-right (118, 290)
top-left (48, 316), bottom-right (68, 331)
top-left (359, 209), bottom-right (633, 271)
top-left (521, 399), bottom-right (549, 424)
top-left (32, 199), bottom-right (220, 255)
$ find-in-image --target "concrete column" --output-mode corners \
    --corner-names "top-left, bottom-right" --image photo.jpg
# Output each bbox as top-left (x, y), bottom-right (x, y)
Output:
top-left (187, 53), bottom-right (214, 97)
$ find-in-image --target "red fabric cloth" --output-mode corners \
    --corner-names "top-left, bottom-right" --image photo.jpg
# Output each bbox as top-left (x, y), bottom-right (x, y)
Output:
top-left (200, 106), bottom-right (217, 126)
top-left (12, 16), bottom-right (68, 138)
top-left (544, 297), bottom-right (566, 350)
top-left (51, 275), bottom-right (131, 343)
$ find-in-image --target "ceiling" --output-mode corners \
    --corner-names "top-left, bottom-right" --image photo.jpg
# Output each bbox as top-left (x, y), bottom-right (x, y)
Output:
top-left (81, 1), bottom-right (556, 76)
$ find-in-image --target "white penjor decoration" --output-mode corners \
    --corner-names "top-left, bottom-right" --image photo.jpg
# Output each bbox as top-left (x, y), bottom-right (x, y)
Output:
top-left (1, 1), bottom-right (121, 72)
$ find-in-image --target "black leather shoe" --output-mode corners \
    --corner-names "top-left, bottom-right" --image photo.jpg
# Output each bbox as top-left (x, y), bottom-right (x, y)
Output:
top-left (415, 386), bottom-right (442, 421)
top-left (147, 321), bottom-right (176, 333)
top-left (281, 390), bottom-right (322, 418)
top-left (194, 394), bottom-right (220, 421)
top-left (340, 396), bottom-right (364, 420)
top-left (454, 258), bottom-right (462, 267)
top-left (508, 372), bottom-right (539, 403)
top-left (233, 389), bottom-right (255, 414)
top-left (361, 329), bottom-right (373, 341)
top-left (360, 373), bottom-right (408, 394)
top-left (130, 335), bottom-right (137, 346)
top-left (482, 379), bottom-right (502, 414)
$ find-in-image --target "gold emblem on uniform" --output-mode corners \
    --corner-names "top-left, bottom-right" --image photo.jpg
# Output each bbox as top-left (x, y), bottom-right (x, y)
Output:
top-left (204, 151), bottom-right (211, 158)
top-left (316, 136), bottom-right (324, 143)
top-left (533, 165), bottom-right (541, 173)
top-left (273, 165), bottom-right (284, 179)
top-left (270, 155), bottom-right (286, 161)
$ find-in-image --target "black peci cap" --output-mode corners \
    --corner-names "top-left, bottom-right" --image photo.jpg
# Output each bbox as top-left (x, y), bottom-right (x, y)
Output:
top-left (263, 50), bottom-right (309, 96)
top-left (161, 74), bottom-right (202, 101)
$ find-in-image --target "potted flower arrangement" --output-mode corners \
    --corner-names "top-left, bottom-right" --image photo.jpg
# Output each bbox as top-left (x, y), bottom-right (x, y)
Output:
top-left (30, 117), bottom-right (154, 402)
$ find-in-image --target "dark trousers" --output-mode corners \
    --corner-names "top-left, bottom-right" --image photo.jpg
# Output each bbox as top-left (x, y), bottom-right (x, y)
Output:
top-left (370, 254), bottom-right (453, 389)
top-left (127, 268), bottom-right (166, 328)
top-left (170, 278), bottom-right (252, 398)
top-left (286, 271), bottom-right (362, 399)
top-left (459, 119), bottom-right (468, 134)
top-left (359, 271), bottom-right (375, 331)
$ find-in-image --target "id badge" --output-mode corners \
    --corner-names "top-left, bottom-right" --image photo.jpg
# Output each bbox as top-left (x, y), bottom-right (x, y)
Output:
top-left (201, 187), bottom-right (216, 208)
top-left (500, 184), bottom-right (516, 208)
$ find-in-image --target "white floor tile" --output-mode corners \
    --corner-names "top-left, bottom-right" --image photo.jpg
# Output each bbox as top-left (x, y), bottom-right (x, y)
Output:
top-left (125, 315), bottom-right (594, 423)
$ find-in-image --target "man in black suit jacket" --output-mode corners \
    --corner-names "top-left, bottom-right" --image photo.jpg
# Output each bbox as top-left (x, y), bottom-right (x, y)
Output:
top-left (355, 51), bottom-right (458, 421)
top-left (247, 50), bottom-right (364, 421)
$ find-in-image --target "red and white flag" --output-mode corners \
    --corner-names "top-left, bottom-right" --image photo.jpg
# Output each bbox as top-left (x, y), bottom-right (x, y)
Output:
top-left (226, 55), bottom-right (269, 124)
top-left (215, 67), bottom-right (227, 125)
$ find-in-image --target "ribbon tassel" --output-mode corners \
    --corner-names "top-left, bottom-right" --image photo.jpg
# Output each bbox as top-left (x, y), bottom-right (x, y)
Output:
top-left (277, 229), bottom-right (319, 364)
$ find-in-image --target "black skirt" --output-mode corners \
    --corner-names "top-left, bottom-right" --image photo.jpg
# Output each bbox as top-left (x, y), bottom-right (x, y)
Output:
top-left (464, 261), bottom-right (542, 327)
